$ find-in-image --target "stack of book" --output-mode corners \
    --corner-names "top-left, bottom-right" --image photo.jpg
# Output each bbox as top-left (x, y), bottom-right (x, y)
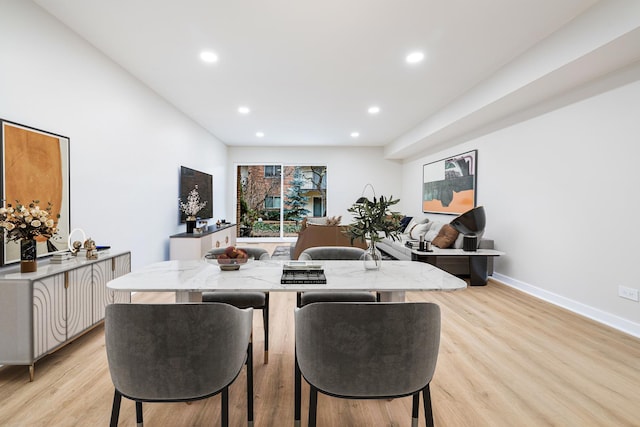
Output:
top-left (404, 240), bottom-right (420, 249)
top-left (281, 262), bottom-right (327, 284)
top-left (50, 252), bottom-right (74, 264)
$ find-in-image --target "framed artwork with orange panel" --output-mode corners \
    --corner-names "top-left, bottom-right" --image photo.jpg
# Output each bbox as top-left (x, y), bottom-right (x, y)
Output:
top-left (422, 150), bottom-right (477, 215)
top-left (0, 119), bottom-right (70, 266)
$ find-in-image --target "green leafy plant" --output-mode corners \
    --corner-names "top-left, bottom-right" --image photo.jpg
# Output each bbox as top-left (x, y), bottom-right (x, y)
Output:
top-left (346, 195), bottom-right (402, 245)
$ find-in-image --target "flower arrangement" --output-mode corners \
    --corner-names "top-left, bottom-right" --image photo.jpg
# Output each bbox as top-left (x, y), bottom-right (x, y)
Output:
top-left (179, 185), bottom-right (207, 219)
top-left (0, 200), bottom-right (59, 242)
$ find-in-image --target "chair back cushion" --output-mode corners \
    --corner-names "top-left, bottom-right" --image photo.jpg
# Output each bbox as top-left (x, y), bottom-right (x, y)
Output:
top-left (295, 302), bottom-right (440, 398)
top-left (105, 303), bottom-right (252, 401)
top-left (299, 246), bottom-right (365, 260)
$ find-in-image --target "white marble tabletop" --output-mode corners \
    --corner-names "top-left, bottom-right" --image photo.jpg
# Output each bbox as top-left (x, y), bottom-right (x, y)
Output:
top-left (107, 259), bottom-right (467, 294)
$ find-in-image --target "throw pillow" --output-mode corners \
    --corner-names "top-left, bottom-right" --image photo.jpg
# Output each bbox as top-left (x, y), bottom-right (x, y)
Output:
top-left (432, 224), bottom-right (460, 248)
top-left (424, 221), bottom-right (444, 242)
top-left (453, 233), bottom-right (464, 249)
top-left (398, 216), bottom-right (413, 232)
top-left (403, 216), bottom-right (429, 234)
top-left (325, 216), bottom-right (342, 226)
top-left (409, 223), bottom-right (430, 240)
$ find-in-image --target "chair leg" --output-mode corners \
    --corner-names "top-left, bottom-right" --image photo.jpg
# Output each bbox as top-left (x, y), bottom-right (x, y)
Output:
top-left (247, 341), bottom-right (254, 426)
top-left (423, 384), bottom-right (434, 427)
top-left (411, 392), bottom-right (420, 427)
top-left (135, 401), bottom-right (143, 427)
top-left (221, 387), bottom-right (229, 427)
top-left (294, 349), bottom-right (301, 427)
top-left (263, 293), bottom-right (269, 364)
top-left (110, 390), bottom-right (122, 427)
top-left (308, 385), bottom-right (318, 427)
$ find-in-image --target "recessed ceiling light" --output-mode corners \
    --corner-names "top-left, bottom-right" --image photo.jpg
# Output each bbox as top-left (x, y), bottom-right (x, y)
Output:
top-left (256, 132), bottom-right (265, 138)
top-left (351, 132), bottom-right (360, 138)
top-left (200, 51), bottom-right (218, 63)
top-left (368, 106), bottom-right (380, 115)
top-left (238, 106), bottom-right (250, 114)
top-left (406, 51), bottom-right (425, 64)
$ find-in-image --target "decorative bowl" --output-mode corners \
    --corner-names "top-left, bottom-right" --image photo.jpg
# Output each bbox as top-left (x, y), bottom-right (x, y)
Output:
top-left (204, 252), bottom-right (254, 271)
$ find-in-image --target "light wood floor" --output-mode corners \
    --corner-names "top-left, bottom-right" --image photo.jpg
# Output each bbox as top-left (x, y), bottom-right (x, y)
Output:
top-left (1, 243), bottom-right (640, 426)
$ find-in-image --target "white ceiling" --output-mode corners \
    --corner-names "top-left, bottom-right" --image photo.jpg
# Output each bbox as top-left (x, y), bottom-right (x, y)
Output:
top-left (32, 0), bottom-right (640, 158)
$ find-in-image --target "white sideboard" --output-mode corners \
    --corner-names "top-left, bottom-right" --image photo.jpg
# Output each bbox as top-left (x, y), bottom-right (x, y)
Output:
top-left (0, 250), bottom-right (131, 381)
top-left (169, 224), bottom-right (237, 260)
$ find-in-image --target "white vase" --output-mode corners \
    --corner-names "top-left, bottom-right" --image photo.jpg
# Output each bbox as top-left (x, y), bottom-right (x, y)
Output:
top-left (363, 242), bottom-right (382, 270)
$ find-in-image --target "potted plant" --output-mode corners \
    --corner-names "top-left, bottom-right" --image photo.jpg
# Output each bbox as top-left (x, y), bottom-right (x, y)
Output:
top-left (346, 195), bottom-right (402, 270)
top-left (0, 200), bottom-right (59, 273)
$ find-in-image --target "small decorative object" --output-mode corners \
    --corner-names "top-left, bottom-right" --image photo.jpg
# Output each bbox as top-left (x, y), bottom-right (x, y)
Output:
top-left (0, 200), bottom-right (59, 273)
top-left (194, 220), bottom-right (208, 234)
top-left (84, 238), bottom-right (97, 259)
top-left (450, 206), bottom-right (486, 252)
top-left (70, 241), bottom-right (82, 256)
top-left (179, 185), bottom-right (207, 234)
top-left (204, 246), bottom-right (252, 271)
top-left (347, 190), bottom-right (402, 271)
top-left (68, 228), bottom-right (87, 256)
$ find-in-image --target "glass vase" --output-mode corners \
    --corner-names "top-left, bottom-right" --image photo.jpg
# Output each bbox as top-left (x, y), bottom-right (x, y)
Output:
top-left (20, 239), bottom-right (38, 273)
top-left (362, 242), bottom-right (382, 270)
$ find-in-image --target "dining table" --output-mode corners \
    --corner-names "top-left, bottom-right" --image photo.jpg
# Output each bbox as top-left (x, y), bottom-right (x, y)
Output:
top-left (106, 259), bottom-right (467, 302)
top-left (107, 258), bottom-right (466, 426)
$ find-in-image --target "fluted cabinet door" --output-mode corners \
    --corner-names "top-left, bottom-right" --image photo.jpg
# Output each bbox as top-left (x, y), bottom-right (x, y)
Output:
top-left (91, 259), bottom-right (113, 322)
top-left (66, 265), bottom-right (93, 339)
top-left (32, 274), bottom-right (66, 359)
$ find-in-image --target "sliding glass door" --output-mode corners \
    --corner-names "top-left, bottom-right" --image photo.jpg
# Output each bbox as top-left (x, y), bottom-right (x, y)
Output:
top-left (237, 164), bottom-right (327, 239)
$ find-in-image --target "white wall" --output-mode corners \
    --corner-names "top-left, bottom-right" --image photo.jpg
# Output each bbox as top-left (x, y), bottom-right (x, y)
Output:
top-left (402, 65), bottom-right (640, 336)
top-left (228, 146), bottom-right (403, 226)
top-left (0, 0), bottom-right (228, 270)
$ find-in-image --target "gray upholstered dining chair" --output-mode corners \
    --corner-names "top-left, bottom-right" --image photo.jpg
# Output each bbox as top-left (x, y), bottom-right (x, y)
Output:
top-left (297, 246), bottom-right (377, 306)
top-left (295, 302), bottom-right (441, 427)
top-left (105, 303), bottom-right (253, 427)
top-left (202, 246), bottom-right (271, 363)
top-left (295, 246), bottom-right (378, 423)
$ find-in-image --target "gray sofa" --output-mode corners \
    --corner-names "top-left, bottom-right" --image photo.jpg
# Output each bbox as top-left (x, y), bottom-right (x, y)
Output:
top-left (376, 217), bottom-right (494, 276)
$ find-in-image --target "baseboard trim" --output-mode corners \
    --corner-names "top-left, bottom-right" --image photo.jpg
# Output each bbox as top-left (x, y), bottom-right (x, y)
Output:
top-left (492, 273), bottom-right (640, 339)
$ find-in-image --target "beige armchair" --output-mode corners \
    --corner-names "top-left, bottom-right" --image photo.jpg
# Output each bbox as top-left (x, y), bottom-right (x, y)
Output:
top-left (291, 222), bottom-right (366, 260)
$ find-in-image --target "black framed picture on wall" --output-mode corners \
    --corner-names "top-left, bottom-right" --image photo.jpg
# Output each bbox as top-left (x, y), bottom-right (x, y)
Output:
top-left (0, 119), bottom-right (71, 266)
top-left (422, 150), bottom-right (477, 215)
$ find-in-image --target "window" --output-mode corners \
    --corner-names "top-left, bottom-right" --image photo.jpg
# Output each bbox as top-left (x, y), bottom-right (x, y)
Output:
top-left (237, 164), bottom-right (327, 239)
top-left (265, 196), bottom-right (281, 210)
top-left (264, 165), bottom-right (281, 178)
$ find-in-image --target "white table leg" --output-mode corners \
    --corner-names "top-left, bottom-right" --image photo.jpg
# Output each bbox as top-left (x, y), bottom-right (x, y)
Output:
top-left (175, 291), bottom-right (202, 303)
top-left (378, 291), bottom-right (405, 302)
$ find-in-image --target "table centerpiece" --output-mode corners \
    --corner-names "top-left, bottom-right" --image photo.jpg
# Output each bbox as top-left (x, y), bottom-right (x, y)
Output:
top-left (346, 194), bottom-right (402, 270)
